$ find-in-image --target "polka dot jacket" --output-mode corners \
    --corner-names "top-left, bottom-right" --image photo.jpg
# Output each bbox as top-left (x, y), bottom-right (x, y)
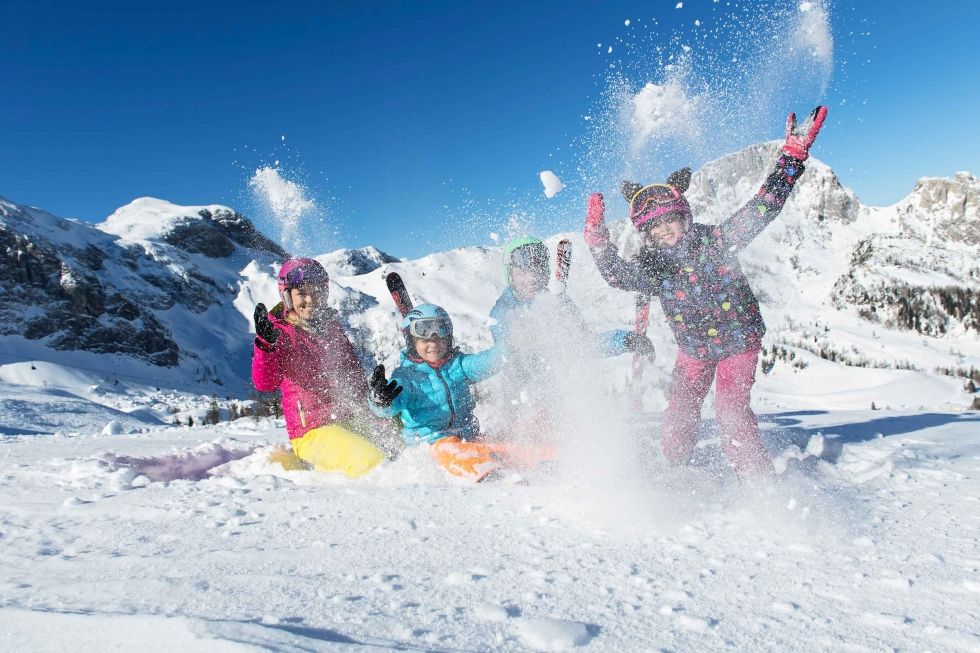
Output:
top-left (589, 155), bottom-right (805, 361)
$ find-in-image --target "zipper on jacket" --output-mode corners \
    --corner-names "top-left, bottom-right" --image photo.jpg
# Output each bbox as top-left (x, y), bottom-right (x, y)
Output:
top-left (297, 399), bottom-right (307, 428)
top-left (434, 368), bottom-right (456, 429)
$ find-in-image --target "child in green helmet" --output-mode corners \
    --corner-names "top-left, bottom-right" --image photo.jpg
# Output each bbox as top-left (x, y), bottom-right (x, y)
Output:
top-left (486, 236), bottom-right (656, 459)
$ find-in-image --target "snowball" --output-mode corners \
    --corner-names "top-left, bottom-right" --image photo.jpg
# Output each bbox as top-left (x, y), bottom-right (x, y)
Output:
top-left (101, 420), bottom-right (125, 436)
top-left (539, 171), bottom-right (565, 198)
top-left (675, 2), bottom-right (683, 8)
top-left (624, 19), bottom-right (631, 26)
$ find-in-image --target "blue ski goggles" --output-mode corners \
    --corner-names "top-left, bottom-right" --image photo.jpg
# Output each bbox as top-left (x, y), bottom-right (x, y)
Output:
top-left (407, 317), bottom-right (453, 340)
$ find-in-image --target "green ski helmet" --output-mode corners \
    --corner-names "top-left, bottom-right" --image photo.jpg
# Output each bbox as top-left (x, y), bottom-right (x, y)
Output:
top-left (503, 235), bottom-right (550, 285)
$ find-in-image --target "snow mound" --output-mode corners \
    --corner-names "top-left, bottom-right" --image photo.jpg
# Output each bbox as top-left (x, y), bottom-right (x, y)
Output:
top-left (515, 617), bottom-right (595, 651)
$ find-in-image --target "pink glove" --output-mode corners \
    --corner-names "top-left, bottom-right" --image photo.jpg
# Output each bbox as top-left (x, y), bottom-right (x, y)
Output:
top-left (584, 192), bottom-right (610, 247)
top-left (781, 106), bottom-right (827, 161)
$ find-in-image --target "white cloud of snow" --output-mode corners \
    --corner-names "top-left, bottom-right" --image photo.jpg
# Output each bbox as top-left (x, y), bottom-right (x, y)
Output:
top-left (248, 166), bottom-right (318, 254)
top-left (795, 0), bottom-right (834, 63)
top-left (539, 170), bottom-right (566, 198)
top-left (629, 78), bottom-right (701, 151)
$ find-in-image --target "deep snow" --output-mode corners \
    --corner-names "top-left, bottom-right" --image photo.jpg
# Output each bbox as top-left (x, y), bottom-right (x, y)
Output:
top-left (1, 376), bottom-right (979, 651)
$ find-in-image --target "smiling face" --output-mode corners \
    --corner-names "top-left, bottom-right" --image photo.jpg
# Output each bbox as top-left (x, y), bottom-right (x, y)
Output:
top-left (288, 284), bottom-right (328, 322)
top-left (643, 216), bottom-right (687, 248)
top-left (414, 336), bottom-right (450, 364)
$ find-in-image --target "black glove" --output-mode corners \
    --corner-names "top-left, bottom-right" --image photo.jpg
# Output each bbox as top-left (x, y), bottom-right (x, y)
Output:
top-left (624, 332), bottom-right (656, 362)
top-left (253, 303), bottom-right (279, 346)
top-left (370, 365), bottom-right (402, 408)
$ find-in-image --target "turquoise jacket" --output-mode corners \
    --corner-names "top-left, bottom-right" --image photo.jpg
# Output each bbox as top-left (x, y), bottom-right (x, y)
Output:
top-left (370, 347), bottom-right (501, 445)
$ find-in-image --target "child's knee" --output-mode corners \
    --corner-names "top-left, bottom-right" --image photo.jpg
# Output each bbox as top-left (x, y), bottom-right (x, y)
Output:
top-left (293, 425), bottom-right (383, 478)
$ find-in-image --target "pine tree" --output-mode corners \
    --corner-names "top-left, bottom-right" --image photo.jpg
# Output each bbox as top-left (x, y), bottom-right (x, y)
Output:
top-left (204, 398), bottom-right (221, 425)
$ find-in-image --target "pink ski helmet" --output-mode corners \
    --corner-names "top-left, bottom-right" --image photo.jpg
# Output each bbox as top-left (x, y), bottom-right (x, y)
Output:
top-left (277, 258), bottom-right (329, 310)
top-left (277, 258), bottom-right (328, 292)
top-left (623, 167), bottom-right (694, 231)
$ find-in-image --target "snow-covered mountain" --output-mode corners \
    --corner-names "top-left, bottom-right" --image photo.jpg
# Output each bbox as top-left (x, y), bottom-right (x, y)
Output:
top-left (1, 145), bottom-right (977, 413)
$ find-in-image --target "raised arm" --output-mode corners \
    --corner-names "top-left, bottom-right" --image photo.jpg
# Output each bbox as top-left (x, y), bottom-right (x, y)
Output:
top-left (584, 193), bottom-right (658, 295)
top-left (720, 106), bottom-right (828, 252)
top-left (460, 344), bottom-right (503, 384)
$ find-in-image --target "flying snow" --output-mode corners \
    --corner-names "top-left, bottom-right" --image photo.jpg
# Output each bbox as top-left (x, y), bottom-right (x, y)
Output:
top-left (630, 78), bottom-right (701, 152)
top-left (248, 166), bottom-right (318, 255)
top-left (539, 170), bottom-right (566, 198)
top-left (795, 1), bottom-right (834, 62)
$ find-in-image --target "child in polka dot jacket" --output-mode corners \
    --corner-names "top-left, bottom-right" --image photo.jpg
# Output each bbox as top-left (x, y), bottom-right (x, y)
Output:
top-left (584, 107), bottom-right (827, 478)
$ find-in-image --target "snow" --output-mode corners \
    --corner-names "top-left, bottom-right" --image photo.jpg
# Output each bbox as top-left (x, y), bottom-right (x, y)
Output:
top-left (248, 165), bottom-right (319, 255)
top-left (629, 79), bottom-right (701, 152)
top-left (98, 197), bottom-right (235, 242)
top-left (3, 406), bottom-right (979, 650)
top-left (794, 0), bottom-right (834, 62)
top-left (539, 170), bottom-right (566, 198)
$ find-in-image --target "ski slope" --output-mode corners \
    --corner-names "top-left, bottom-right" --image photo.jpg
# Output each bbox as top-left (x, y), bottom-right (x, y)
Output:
top-left (1, 376), bottom-right (979, 651)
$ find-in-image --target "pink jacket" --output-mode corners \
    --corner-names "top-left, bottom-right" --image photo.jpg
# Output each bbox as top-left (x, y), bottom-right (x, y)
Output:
top-left (252, 304), bottom-right (369, 440)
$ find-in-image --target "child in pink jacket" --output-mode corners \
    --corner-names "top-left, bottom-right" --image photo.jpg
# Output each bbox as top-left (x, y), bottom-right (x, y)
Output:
top-left (252, 258), bottom-right (397, 476)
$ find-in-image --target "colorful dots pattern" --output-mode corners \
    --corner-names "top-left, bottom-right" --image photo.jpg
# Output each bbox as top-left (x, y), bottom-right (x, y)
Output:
top-left (641, 155), bottom-right (803, 360)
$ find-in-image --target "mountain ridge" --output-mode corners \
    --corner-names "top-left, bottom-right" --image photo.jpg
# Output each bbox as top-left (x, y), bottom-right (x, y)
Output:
top-left (1, 147), bottom-right (977, 408)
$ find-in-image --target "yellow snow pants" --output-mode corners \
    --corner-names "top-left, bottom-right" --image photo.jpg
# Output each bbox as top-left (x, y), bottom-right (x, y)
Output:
top-left (288, 424), bottom-right (384, 478)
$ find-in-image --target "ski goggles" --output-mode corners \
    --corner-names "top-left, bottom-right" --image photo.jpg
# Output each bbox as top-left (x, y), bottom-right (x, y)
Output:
top-left (630, 184), bottom-right (682, 214)
top-left (509, 243), bottom-right (549, 271)
top-left (281, 264), bottom-right (329, 287)
top-left (629, 184), bottom-right (690, 227)
top-left (407, 317), bottom-right (453, 340)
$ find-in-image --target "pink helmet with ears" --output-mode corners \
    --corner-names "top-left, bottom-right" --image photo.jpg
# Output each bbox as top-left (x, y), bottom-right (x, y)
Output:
top-left (622, 167), bottom-right (694, 231)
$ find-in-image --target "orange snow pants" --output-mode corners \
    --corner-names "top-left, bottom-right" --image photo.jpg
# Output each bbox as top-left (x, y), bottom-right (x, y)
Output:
top-left (430, 437), bottom-right (558, 482)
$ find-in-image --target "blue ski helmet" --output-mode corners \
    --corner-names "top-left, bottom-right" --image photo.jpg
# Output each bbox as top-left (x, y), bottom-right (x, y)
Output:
top-left (402, 303), bottom-right (454, 351)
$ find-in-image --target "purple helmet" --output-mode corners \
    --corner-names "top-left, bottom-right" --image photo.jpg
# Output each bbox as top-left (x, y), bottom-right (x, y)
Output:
top-left (277, 258), bottom-right (328, 292)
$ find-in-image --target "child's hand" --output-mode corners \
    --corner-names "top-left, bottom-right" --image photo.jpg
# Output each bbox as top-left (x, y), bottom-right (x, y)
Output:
top-left (370, 365), bottom-right (402, 407)
top-left (253, 303), bottom-right (279, 345)
top-left (781, 106), bottom-right (828, 161)
top-left (584, 192), bottom-right (610, 247)
top-left (624, 332), bottom-right (656, 362)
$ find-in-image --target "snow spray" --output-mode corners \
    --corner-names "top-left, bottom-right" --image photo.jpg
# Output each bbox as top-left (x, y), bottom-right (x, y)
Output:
top-left (248, 165), bottom-right (322, 257)
top-left (485, 292), bottom-right (673, 534)
top-left (577, 0), bottom-right (834, 195)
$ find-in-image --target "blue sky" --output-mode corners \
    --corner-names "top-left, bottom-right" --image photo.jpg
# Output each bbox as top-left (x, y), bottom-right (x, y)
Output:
top-left (2, 0), bottom-right (978, 259)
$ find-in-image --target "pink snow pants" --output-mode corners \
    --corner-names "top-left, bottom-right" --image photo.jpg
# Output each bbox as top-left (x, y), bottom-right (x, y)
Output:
top-left (661, 348), bottom-right (774, 477)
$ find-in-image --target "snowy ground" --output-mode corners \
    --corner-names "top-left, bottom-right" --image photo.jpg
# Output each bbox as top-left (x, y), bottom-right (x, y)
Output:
top-left (2, 382), bottom-right (979, 651)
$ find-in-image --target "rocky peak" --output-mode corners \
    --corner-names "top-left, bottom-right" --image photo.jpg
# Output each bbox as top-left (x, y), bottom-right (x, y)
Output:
top-left (99, 198), bottom-right (288, 259)
top-left (897, 172), bottom-right (979, 245)
top-left (318, 246), bottom-right (401, 277)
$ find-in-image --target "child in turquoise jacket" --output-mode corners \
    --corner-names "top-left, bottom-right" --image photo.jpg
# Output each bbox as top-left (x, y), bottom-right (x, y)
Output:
top-left (369, 303), bottom-right (503, 481)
